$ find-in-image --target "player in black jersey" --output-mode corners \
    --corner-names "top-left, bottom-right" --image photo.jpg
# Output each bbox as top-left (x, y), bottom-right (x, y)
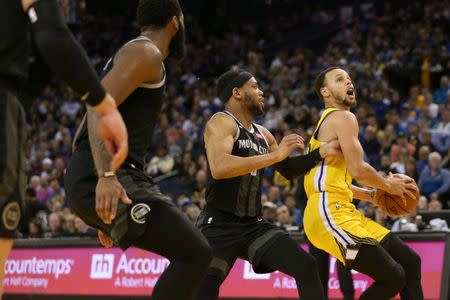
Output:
top-left (64, 1), bottom-right (212, 299)
top-left (0, 0), bottom-right (128, 296)
top-left (194, 69), bottom-right (342, 300)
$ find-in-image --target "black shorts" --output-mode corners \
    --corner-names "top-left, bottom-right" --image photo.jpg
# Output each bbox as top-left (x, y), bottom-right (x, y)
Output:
top-left (196, 209), bottom-right (287, 274)
top-left (0, 87), bottom-right (26, 238)
top-left (64, 147), bottom-right (172, 249)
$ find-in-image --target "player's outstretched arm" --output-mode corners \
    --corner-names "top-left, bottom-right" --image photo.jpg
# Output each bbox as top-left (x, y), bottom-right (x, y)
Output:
top-left (22, 0), bottom-right (128, 170)
top-left (204, 114), bottom-right (302, 179)
top-left (333, 111), bottom-right (415, 200)
top-left (257, 126), bottom-right (342, 179)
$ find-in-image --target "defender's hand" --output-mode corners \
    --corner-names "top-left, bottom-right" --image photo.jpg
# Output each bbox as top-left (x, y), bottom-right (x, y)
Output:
top-left (274, 134), bottom-right (304, 162)
top-left (95, 176), bottom-right (132, 224)
top-left (93, 94), bottom-right (128, 171)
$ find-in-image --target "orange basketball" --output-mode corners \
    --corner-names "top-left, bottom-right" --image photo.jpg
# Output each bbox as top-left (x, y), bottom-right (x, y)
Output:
top-left (375, 174), bottom-right (420, 217)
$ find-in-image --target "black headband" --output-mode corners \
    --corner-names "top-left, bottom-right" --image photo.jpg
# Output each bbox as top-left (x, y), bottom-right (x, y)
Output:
top-left (218, 72), bottom-right (253, 102)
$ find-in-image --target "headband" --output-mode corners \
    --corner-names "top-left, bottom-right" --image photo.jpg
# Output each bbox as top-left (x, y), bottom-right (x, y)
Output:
top-left (218, 71), bottom-right (253, 102)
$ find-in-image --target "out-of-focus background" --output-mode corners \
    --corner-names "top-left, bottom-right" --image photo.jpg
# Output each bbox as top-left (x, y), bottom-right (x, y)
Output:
top-left (5, 0), bottom-right (450, 299)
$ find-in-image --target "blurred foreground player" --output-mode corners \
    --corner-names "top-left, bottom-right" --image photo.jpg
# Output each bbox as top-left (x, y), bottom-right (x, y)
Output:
top-left (303, 67), bottom-right (423, 300)
top-left (194, 69), bottom-right (342, 300)
top-left (0, 0), bottom-right (128, 297)
top-left (65, 1), bottom-right (212, 299)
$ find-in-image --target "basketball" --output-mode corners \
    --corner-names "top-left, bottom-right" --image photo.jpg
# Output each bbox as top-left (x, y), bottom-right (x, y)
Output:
top-left (376, 174), bottom-right (420, 217)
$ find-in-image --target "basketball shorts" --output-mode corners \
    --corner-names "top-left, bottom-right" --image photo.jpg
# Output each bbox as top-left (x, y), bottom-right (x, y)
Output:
top-left (0, 87), bottom-right (26, 238)
top-left (196, 209), bottom-right (288, 275)
top-left (64, 147), bottom-right (172, 249)
top-left (304, 192), bottom-right (390, 266)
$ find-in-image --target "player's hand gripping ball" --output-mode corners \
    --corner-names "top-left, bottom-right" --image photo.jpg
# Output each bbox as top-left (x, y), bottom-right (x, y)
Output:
top-left (375, 174), bottom-right (420, 217)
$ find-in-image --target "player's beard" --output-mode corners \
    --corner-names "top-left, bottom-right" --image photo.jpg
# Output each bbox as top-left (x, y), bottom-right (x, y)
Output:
top-left (332, 91), bottom-right (357, 108)
top-left (168, 23), bottom-right (186, 61)
top-left (244, 93), bottom-right (264, 117)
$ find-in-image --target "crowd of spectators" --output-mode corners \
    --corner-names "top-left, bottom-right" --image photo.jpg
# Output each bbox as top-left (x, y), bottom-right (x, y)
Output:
top-left (19, 0), bottom-right (450, 238)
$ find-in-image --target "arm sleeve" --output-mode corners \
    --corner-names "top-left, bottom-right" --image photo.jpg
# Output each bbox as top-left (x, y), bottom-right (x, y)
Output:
top-left (273, 149), bottom-right (323, 180)
top-left (27, 0), bottom-right (105, 106)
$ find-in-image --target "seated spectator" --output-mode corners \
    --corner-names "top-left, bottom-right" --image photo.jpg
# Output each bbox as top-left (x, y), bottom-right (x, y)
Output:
top-left (390, 132), bottom-right (415, 163)
top-left (390, 151), bottom-right (409, 174)
top-left (417, 130), bottom-right (438, 155)
top-left (417, 196), bottom-right (428, 212)
top-left (379, 154), bottom-right (394, 175)
top-left (428, 196), bottom-right (443, 212)
top-left (41, 158), bottom-right (53, 178)
top-left (418, 152), bottom-right (450, 207)
top-left (284, 193), bottom-right (302, 226)
top-left (45, 212), bottom-right (65, 237)
top-left (416, 145), bottom-right (430, 174)
top-left (378, 124), bottom-right (396, 155)
top-left (36, 175), bottom-right (54, 204)
top-left (276, 205), bottom-right (299, 231)
top-left (182, 201), bottom-right (201, 224)
top-left (268, 186), bottom-right (283, 206)
top-left (431, 107), bottom-right (450, 153)
top-left (28, 219), bottom-right (44, 238)
top-left (63, 214), bottom-right (76, 234)
top-left (20, 187), bottom-right (48, 235)
top-left (146, 145), bottom-right (175, 177)
top-left (405, 157), bottom-right (419, 181)
top-left (74, 217), bottom-right (97, 236)
top-left (433, 75), bottom-right (450, 104)
top-left (262, 201), bottom-right (277, 223)
top-left (360, 125), bottom-right (381, 168)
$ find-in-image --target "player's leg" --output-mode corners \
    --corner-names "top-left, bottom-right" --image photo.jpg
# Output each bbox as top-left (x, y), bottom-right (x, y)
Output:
top-left (193, 247), bottom-right (239, 300)
top-left (381, 234), bottom-right (424, 300)
top-left (351, 243), bottom-right (406, 300)
top-left (132, 200), bottom-right (212, 300)
top-left (336, 260), bottom-right (354, 300)
top-left (257, 234), bottom-right (326, 300)
top-left (0, 91), bottom-right (26, 299)
top-left (193, 213), bottom-right (240, 300)
top-left (308, 239), bottom-right (330, 299)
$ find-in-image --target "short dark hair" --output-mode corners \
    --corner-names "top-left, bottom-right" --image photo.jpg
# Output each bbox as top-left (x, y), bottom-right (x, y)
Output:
top-left (136, 0), bottom-right (182, 28)
top-left (216, 68), bottom-right (246, 104)
top-left (314, 67), bottom-right (340, 101)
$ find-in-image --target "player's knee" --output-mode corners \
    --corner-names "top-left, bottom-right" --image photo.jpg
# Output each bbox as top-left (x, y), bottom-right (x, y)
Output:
top-left (291, 253), bottom-right (318, 278)
top-left (389, 262), bottom-right (407, 292)
top-left (191, 238), bottom-right (213, 268)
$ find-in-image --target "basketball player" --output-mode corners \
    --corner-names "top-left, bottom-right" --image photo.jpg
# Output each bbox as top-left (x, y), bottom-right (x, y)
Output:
top-left (0, 0), bottom-right (127, 297)
top-left (303, 67), bottom-right (424, 299)
top-left (194, 69), bottom-right (343, 300)
top-left (64, 1), bottom-right (212, 299)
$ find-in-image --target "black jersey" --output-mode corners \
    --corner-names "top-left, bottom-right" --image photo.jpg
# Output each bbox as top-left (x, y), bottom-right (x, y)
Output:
top-left (205, 111), bottom-right (269, 217)
top-left (75, 36), bottom-right (166, 169)
top-left (0, 0), bottom-right (29, 91)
